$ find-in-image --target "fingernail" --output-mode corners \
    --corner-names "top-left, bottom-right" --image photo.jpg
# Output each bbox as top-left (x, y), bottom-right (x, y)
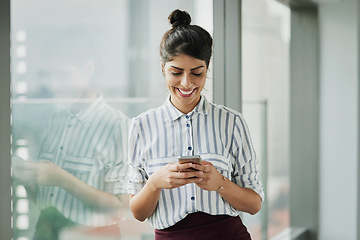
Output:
top-left (199, 178), bottom-right (203, 181)
top-left (199, 171), bottom-right (204, 175)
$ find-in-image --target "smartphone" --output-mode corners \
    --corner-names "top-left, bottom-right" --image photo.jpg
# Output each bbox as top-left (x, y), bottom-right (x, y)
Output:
top-left (178, 155), bottom-right (202, 165)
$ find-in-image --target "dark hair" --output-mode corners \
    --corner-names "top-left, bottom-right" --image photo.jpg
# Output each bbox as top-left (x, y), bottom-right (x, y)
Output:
top-left (160, 9), bottom-right (213, 68)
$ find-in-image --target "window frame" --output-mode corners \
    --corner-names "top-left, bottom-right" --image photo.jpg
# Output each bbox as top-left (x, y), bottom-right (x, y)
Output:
top-left (213, 0), bottom-right (242, 112)
top-left (0, 0), bottom-right (12, 239)
top-left (289, 7), bottom-right (319, 240)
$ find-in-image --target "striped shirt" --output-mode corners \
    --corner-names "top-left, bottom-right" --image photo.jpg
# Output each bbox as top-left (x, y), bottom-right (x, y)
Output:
top-left (128, 95), bottom-right (264, 230)
top-left (37, 96), bottom-right (129, 226)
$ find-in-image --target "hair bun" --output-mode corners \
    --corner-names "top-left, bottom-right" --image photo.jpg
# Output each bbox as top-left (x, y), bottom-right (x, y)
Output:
top-left (168, 9), bottom-right (191, 28)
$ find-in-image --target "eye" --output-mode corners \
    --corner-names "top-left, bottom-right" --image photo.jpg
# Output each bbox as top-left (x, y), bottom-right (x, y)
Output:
top-left (171, 72), bottom-right (182, 76)
top-left (192, 72), bottom-right (202, 76)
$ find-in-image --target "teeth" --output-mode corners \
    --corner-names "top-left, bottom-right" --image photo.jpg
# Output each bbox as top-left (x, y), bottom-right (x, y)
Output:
top-left (178, 88), bottom-right (194, 95)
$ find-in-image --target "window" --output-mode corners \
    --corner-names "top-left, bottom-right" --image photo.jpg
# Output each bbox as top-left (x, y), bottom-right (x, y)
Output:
top-left (11, 1), bottom-right (213, 239)
top-left (242, 0), bottom-right (290, 239)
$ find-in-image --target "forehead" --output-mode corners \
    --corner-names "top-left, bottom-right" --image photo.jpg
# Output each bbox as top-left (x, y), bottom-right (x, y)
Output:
top-left (166, 54), bottom-right (206, 69)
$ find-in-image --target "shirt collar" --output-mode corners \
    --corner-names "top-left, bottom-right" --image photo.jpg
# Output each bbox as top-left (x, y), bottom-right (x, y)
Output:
top-left (163, 94), bottom-right (209, 122)
top-left (73, 95), bottom-right (106, 123)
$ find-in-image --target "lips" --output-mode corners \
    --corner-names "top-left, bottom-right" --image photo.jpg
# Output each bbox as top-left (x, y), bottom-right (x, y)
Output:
top-left (176, 88), bottom-right (196, 97)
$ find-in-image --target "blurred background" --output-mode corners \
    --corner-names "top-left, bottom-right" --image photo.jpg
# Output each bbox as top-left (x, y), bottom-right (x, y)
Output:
top-left (1, 0), bottom-right (359, 239)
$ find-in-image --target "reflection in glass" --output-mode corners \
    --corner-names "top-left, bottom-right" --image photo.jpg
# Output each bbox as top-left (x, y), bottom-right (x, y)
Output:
top-left (11, 2), bottom-right (130, 239)
top-left (11, 0), bottom-right (213, 239)
top-left (12, 26), bottom-right (130, 240)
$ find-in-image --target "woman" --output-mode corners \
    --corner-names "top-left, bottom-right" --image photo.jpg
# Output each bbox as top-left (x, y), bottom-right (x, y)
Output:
top-left (128, 9), bottom-right (264, 240)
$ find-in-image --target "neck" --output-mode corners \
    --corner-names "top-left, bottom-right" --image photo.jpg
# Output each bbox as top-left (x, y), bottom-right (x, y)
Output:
top-left (170, 96), bottom-right (201, 114)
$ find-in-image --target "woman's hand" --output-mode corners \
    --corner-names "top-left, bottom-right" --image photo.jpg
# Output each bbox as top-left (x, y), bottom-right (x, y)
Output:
top-left (192, 160), bottom-right (262, 215)
top-left (31, 161), bottom-right (69, 186)
top-left (148, 162), bottom-right (204, 190)
top-left (191, 160), bottom-right (224, 191)
top-left (130, 161), bottom-right (203, 221)
top-left (13, 160), bottom-right (66, 187)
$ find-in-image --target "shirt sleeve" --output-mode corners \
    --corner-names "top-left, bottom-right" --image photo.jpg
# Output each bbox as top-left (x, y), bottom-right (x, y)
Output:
top-left (127, 118), bottom-right (148, 195)
top-left (232, 114), bottom-right (265, 201)
top-left (104, 114), bottom-right (130, 194)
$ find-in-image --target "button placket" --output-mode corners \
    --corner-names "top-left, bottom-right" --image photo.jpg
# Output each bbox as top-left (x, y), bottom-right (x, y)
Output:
top-left (185, 115), bottom-right (194, 155)
top-left (56, 115), bottom-right (72, 165)
top-left (190, 184), bottom-right (196, 211)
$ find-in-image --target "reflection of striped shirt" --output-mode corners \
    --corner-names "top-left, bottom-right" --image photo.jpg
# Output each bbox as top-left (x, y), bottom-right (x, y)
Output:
top-left (37, 96), bottom-right (129, 226)
top-left (128, 95), bottom-right (264, 230)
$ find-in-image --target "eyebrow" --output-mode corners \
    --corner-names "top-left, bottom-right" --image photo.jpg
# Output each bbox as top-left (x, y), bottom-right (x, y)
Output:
top-left (170, 65), bottom-right (205, 71)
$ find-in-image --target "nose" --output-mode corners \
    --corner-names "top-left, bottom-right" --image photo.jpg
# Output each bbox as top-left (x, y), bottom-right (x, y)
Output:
top-left (180, 73), bottom-right (191, 88)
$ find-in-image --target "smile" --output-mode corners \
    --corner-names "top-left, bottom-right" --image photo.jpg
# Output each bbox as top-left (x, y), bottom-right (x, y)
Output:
top-left (176, 88), bottom-right (196, 97)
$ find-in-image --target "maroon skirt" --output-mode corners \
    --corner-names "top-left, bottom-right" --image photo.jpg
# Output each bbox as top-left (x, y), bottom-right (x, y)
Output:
top-left (155, 212), bottom-right (251, 240)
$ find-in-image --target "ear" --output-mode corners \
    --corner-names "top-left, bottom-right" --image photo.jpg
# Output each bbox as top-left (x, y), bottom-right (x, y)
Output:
top-left (161, 60), bottom-right (165, 74)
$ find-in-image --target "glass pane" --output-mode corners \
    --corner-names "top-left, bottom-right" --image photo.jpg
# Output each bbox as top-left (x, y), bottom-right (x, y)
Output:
top-left (242, 0), bottom-right (290, 239)
top-left (242, 102), bottom-right (268, 240)
top-left (10, 1), bottom-right (213, 239)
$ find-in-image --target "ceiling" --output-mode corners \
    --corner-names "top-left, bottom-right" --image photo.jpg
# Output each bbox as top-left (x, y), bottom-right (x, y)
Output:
top-left (277, 0), bottom-right (346, 10)
top-left (276, 0), bottom-right (317, 9)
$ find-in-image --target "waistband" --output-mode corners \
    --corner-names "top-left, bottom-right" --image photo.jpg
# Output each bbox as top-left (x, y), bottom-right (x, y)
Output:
top-left (155, 212), bottom-right (251, 240)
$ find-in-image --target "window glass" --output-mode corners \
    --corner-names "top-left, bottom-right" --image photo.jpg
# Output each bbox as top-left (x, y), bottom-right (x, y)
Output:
top-left (242, 0), bottom-right (290, 239)
top-left (10, 1), bottom-right (213, 239)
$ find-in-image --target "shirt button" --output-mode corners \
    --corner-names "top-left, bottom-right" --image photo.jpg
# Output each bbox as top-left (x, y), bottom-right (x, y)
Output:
top-left (191, 196), bottom-right (195, 201)
top-left (67, 124), bottom-right (71, 128)
top-left (188, 146), bottom-right (192, 151)
top-left (186, 123), bottom-right (190, 127)
top-left (185, 115), bottom-right (190, 119)
top-left (60, 146), bottom-right (63, 150)
top-left (50, 193), bottom-right (54, 197)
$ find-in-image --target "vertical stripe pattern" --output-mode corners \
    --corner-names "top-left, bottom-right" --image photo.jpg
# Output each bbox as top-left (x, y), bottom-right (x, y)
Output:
top-left (128, 95), bottom-right (264, 230)
top-left (37, 97), bottom-right (129, 226)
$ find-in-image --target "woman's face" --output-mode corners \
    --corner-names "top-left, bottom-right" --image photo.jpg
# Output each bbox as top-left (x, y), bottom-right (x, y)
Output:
top-left (163, 54), bottom-right (207, 114)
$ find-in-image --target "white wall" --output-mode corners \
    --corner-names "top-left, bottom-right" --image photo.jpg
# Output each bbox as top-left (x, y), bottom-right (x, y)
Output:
top-left (319, 1), bottom-right (359, 239)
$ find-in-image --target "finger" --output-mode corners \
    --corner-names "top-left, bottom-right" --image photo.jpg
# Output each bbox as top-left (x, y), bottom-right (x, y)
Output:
top-left (201, 160), bottom-right (213, 166)
top-left (180, 176), bottom-right (203, 186)
top-left (163, 175), bottom-right (202, 189)
top-left (13, 169), bottom-right (37, 181)
top-left (175, 170), bottom-right (204, 179)
top-left (175, 162), bottom-right (199, 172)
top-left (188, 177), bottom-right (204, 183)
top-left (190, 163), bottom-right (207, 171)
top-left (12, 161), bottom-right (34, 169)
top-left (13, 167), bottom-right (37, 176)
top-left (191, 164), bottom-right (212, 173)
